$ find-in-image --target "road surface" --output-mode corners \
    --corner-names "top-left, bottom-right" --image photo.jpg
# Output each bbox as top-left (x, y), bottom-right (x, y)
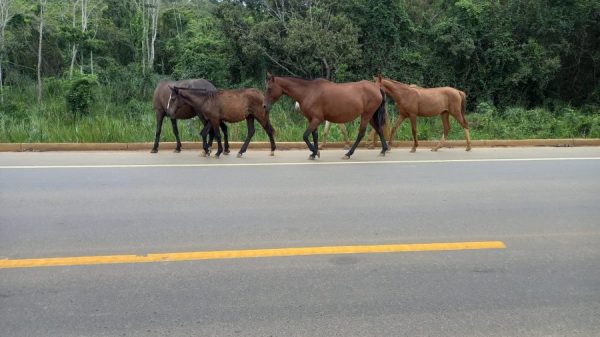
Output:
top-left (1, 147), bottom-right (599, 336)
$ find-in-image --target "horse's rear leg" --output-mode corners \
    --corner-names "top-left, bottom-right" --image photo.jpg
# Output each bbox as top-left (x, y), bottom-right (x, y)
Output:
top-left (409, 115), bottom-right (418, 153)
top-left (343, 118), bottom-right (369, 160)
top-left (151, 113), bottom-right (165, 153)
top-left (369, 118), bottom-right (389, 156)
top-left (303, 119), bottom-right (321, 160)
top-left (255, 115), bottom-right (276, 156)
top-left (389, 113), bottom-right (407, 147)
top-left (432, 112), bottom-right (450, 152)
top-left (238, 116), bottom-right (255, 158)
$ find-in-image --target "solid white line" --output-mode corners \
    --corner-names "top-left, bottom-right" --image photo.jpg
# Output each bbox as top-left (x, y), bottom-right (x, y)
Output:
top-left (0, 157), bottom-right (599, 169)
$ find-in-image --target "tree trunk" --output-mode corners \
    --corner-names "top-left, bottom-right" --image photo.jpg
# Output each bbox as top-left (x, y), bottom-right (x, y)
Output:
top-left (37, 0), bottom-right (46, 104)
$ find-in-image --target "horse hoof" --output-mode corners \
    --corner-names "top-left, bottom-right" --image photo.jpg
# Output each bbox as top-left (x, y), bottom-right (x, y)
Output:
top-left (224, 150), bottom-right (230, 155)
top-left (342, 155), bottom-right (350, 160)
top-left (213, 154), bottom-right (221, 159)
top-left (316, 151), bottom-right (320, 158)
top-left (174, 149), bottom-right (181, 153)
top-left (466, 147), bottom-right (472, 152)
top-left (431, 148), bottom-right (438, 152)
top-left (237, 153), bottom-right (243, 158)
top-left (270, 151), bottom-right (275, 156)
top-left (308, 155), bottom-right (315, 160)
top-left (410, 148), bottom-right (416, 153)
top-left (150, 149), bottom-right (158, 154)
top-left (379, 152), bottom-right (386, 157)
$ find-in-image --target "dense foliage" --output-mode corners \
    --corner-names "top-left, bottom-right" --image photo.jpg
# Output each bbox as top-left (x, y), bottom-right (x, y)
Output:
top-left (0, 0), bottom-right (598, 142)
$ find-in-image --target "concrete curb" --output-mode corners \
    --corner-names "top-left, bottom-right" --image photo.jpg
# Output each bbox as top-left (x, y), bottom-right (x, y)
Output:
top-left (0, 139), bottom-right (599, 152)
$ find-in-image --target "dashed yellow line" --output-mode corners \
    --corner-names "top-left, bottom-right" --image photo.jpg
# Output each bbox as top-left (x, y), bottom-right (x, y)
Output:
top-left (0, 241), bottom-right (506, 269)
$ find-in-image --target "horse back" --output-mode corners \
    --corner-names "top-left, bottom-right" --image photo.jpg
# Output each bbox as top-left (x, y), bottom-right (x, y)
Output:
top-left (153, 79), bottom-right (216, 119)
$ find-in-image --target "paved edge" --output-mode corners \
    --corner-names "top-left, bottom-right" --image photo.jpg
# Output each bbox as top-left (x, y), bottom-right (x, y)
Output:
top-left (0, 139), bottom-right (599, 152)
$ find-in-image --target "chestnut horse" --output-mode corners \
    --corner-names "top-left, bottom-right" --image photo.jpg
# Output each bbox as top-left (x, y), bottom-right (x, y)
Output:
top-left (167, 87), bottom-right (276, 158)
top-left (152, 79), bottom-right (228, 154)
top-left (264, 73), bottom-right (388, 160)
top-left (375, 75), bottom-right (471, 152)
top-left (294, 102), bottom-right (350, 150)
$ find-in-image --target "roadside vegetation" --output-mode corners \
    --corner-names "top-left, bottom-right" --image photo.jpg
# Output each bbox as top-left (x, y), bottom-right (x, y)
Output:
top-left (0, 0), bottom-right (598, 143)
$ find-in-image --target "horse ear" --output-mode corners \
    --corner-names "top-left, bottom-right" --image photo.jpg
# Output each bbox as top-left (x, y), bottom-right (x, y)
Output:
top-left (169, 86), bottom-right (179, 94)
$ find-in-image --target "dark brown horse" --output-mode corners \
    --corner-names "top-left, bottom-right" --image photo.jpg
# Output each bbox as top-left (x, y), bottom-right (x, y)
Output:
top-left (375, 75), bottom-right (471, 152)
top-left (152, 79), bottom-right (229, 154)
top-left (264, 73), bottom-right (388, 160)
top-left (167, 87), bottom-right (276, 158)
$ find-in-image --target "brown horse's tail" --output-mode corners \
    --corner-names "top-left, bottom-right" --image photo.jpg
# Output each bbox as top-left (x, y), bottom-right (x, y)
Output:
top-left (459, 90), bottom-right (468, 126)
top-left (374, 89), bottom-right (387, 130)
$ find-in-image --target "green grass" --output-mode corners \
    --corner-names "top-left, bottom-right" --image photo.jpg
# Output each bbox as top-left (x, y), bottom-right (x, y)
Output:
top-left (1, 84), bottom-right (599, 143)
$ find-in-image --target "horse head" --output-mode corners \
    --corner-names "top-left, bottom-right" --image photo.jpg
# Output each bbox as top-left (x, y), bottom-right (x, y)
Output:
top-left (263, 72), bottom-right (284, 112)
top-left (166, 86), bottom-right (183, 116)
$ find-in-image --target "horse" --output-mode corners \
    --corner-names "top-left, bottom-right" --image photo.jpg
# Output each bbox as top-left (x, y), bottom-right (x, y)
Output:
top-left (152, 79), bottom-right (229, 154)
top-left (264, 73), bottom-right (388, 160)
top-left (375, 75), bottom-right (471, 152)
top-left (294, 102), bottom-right (350, 150)
top-left (167, 87), bottom-right (276, 158)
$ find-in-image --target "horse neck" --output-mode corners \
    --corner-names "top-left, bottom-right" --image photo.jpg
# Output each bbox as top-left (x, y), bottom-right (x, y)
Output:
top-left (275, 77), bottom-right (316, 103)
top-left (383, 79), bottom-right (412, 94)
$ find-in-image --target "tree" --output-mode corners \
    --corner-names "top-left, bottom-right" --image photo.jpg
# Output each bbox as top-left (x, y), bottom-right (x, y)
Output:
top-left (0, 0), bottom-right (15, 103)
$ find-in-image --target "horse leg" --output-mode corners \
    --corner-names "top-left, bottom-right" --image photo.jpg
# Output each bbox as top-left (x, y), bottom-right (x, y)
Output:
top-left (459, 117), bottom-right (471, 152)
top-left (303, 119), bottom-right (321, 160)
top-left (367, 128), bottom-right (376, 149)
top-left (238, 116), bottom-right (255, 158)
top-left (220, 121), bottom-right (230, 155)
top-left (319, 121), bottom-right (331, 150)
top-left (432, 112), bottom-right (450, 152)
top-left (211, 120), bottom-right (223, 158)
top-left (389, 113), bottom-right (407, 147)
top-left (312, 129), bottom-right (319, 156)
top-left (151, 113), bottom-right (165, 153)
top-left (199, 123), bottom-right (212, 157)
top-left (369, 118), bottom-right (389, 156)
top-left (256, 115), bottom-right (277, 156)
top-left (343, 118), bottom-right (369, 160)
top-left (339, 123), bottom-right (350, 150)
top-left (170, 118), bottom-right (182, 153)
top-left (409, 115), bottom-right (418, 153)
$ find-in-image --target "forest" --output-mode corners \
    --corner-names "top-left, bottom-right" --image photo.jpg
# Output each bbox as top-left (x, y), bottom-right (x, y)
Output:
top-left (0, 0), bottom-right (599, 143)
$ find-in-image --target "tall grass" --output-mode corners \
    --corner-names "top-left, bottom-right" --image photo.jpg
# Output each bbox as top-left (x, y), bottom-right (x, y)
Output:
top-left (1, 82), bottom-right (599, 143)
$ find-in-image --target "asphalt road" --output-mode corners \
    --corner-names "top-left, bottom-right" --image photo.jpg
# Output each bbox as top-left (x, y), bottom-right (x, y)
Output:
top-left (1, 147), bottom-right (599, 336)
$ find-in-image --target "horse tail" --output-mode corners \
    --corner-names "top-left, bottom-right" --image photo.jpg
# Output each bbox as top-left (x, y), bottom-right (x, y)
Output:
top-left (459, 90), bottom-right (468, 127)
top-left (374, 89), bottom-right (387, 129)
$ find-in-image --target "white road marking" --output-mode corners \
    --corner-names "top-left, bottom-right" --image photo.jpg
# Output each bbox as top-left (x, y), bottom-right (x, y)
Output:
top-left (0, 157), bottom-right (599, 169)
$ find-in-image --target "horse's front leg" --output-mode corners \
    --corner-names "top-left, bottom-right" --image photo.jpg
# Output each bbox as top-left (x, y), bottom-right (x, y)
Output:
top-left (211, 120), bottom-right (223, 158)
top-left (220, 121), bottom-right (230, 155)
top-left (199, 123), bottom-right (212, 157)
top-left (303, 119), bottom-right (321, 160)
top-left (238, 116), bottom-right (255, 158)
top-left (170, 118), bottom-right (182, 153)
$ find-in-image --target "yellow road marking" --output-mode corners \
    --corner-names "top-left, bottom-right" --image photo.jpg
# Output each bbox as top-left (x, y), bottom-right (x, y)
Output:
top-left (0, 241), bottom-right (505, 269)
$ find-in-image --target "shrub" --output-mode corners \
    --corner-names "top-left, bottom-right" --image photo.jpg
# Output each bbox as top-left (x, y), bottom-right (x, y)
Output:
top-left (66, 74), bottom-right (99, 116)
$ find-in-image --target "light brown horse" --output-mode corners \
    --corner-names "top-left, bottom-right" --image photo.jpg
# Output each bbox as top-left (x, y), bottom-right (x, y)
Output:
top-left (375, 75), bottom-right (471, 152)
top-left (152, 79), bottom-right (228, 154)
top-left (264, 73), bottom-right (388, 160)
top-left (167, 87), bottom-right (276, 158)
